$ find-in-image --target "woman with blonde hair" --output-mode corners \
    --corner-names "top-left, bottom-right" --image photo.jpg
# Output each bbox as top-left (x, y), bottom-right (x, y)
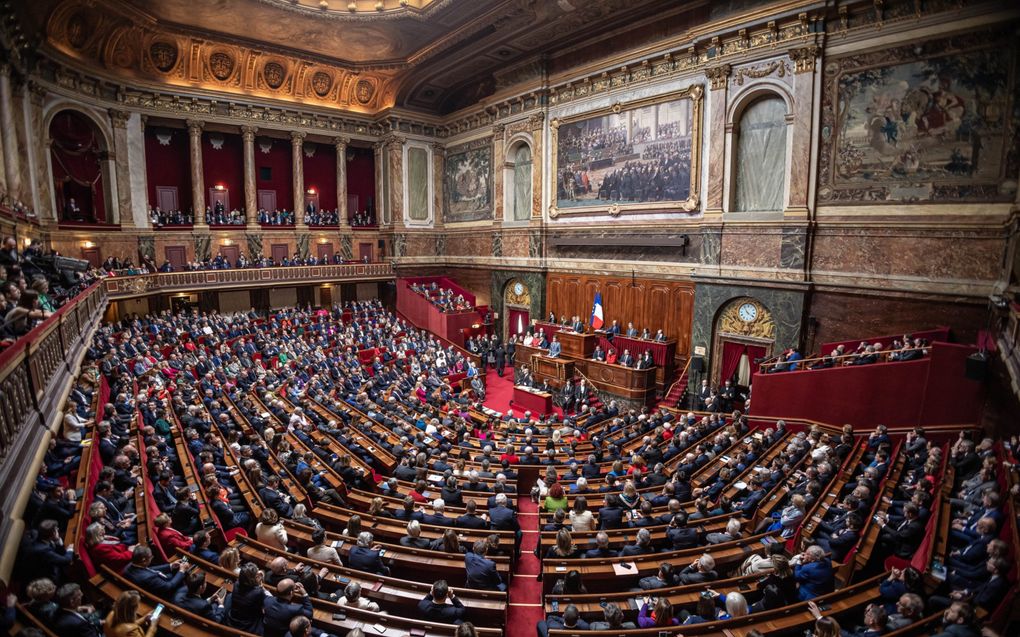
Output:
top-left (545, 527), bottom-right (578, 559)
top-left (620, 481), bottom-right (641, 510)
top-left (84, 522), bottom-right (133, 573)
top-left (62, 404), bottom-right (91, 442)
top-left (219, 547), bottom-right (241, 576)
top-left (104, 590), bottom-right (157, 637)
top-left (367, 497), bottom-right (387, 517)
top-left (152, 513), bottom-right (191, 554)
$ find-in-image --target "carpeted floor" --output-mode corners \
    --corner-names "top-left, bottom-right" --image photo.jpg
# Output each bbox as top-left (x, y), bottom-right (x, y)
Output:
top-left (506, 494), bottom-right (544, 637)
top-left (481, 365), bottom-right (563, 420)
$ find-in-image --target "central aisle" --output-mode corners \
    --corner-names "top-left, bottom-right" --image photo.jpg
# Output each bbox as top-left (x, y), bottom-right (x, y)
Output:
top-left (506, 494), bottom-right (543, 637)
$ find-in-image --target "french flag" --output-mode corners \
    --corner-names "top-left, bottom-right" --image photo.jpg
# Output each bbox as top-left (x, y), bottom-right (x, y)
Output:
top-left (590, 291), bottom-right (604, 330)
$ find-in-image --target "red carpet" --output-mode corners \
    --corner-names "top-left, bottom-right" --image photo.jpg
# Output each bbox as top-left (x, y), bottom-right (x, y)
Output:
top-left (482, 366), bottom-right (563, 420)
top-left (506, 494), bottom-right (544, 637)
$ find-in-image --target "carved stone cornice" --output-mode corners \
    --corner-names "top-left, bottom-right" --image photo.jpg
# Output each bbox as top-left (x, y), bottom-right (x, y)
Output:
top-left (240, 125), bottom-right (259, 141)
top-left (789, 45), bottom-right (820, 74)
top-left (108, 109), bottom-right (131, 129)
top-left (705, 64), bottom-right (732, 90)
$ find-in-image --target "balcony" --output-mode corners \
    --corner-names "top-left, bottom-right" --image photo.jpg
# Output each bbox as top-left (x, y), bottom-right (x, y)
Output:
top-left (103, 261), bottom-right (394, 298)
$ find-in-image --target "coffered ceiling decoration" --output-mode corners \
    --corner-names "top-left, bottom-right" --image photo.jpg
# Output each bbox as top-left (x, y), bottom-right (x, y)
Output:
top-left (19, 0), bottom-right (715, 116)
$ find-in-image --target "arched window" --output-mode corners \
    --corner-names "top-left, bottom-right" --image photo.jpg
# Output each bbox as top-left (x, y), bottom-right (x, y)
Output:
top-left (50, 110), bottom-right (108, 223)
top-left (733, 96), bottom-right (787, 212)
top-left (509, 143), bottom-right (532, 221)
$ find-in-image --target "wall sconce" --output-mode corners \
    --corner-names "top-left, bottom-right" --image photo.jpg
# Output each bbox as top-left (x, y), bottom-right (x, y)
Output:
top-left (222, 239), bottom-right (233, 246)
top-left (214, 184), bottom-right (225, 191)
top-left (23, 237), bottom-right (33, 248)
top-left (307, 188), bottom-right (316, 195)
top-left (318, 237), bottom-right (328, 244)
top-left (82, 241), bottom-right (95, 249)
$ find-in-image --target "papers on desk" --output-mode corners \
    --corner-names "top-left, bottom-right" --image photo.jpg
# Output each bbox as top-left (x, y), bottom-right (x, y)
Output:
top-left (611, 562), bottom-right (636, 576)
top-left (427, 473), bottom-right (444, 483)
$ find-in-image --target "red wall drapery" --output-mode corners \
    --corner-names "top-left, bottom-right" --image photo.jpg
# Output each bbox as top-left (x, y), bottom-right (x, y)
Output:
top-left (719, 341), bottom-right (746, 384)
top-left (254, 137), bottom-right (293, 212)
top-left (347, 147), bottom-right (375, 219)
top-left (507, 308), bottom-right (530, 337)
top-left (145, 127), bottom-right (192, 211)
top-left (303, 142), bottom-right (338, 213)
top-left (202, 132), bottom-right (243, 211)
top-left (50, 111), bottom-right (106, 222)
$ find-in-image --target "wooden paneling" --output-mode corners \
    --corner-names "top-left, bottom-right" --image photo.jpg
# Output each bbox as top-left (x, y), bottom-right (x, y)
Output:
top-left (545, 273), bottom-right (694, 357)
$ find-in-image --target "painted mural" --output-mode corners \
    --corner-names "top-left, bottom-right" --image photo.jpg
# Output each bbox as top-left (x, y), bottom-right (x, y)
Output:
top-left (443, 142), bottom-right (493, 222)
top-left (554, 91), bottom-right (700, 211)
top-left (819, 31), bottom-right (1019, 204)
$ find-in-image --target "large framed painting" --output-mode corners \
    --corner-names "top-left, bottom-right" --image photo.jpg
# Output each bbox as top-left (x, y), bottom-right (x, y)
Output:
top-left (819, 29), bottom-right (1020, 204)
top-left (443, 140), bottom-right (493, 223)
top-left (550, 85), bottom-right (703, 218)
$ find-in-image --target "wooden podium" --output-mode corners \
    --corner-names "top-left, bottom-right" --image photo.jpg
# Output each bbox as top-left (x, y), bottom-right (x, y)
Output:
top-left (558, 331), bottom-right (596, 358)
top-left (512, 386), bottom-right (553, 416)
top-left (579, 360), bottom-right (655, 403)
top-left (533, 356), bottom-right (575, 386)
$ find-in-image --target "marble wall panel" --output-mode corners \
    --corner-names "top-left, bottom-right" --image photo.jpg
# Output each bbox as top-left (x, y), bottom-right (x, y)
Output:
top-left (692, 282), bottom-right (804, 364)
top-left (501, 230), bottom-right (531, 258)
top-left (720, 230), bottom-right (782, 269)
top-left (446, 231), bottom-right (491, 257)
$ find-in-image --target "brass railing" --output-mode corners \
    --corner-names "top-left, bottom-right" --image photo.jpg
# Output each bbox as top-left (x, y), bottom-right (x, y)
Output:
top-left (103, 261), bottom-right (395, 298)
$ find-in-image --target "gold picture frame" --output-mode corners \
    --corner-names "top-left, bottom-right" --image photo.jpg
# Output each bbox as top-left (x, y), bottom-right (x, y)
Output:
top-left (549, 84), bottom-right (704, 219)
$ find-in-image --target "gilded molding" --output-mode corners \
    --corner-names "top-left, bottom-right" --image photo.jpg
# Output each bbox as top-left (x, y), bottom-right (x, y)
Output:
top-left (788, 45), bottom-right (819, 73)
top-left (731, 60), bottom-right (790, 86)
top-left (705, 64), bottom-right (732, 90)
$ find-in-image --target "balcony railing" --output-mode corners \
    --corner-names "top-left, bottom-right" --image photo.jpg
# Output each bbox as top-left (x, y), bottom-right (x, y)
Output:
top-left (103, 261), bottom-right (394, 298)
top-left (0, 281), bottom-right (107, 580)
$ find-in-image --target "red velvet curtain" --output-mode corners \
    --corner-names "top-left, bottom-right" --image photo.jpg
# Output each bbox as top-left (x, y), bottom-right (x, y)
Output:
top-left (719, 340), bottom-right (746, 385)
top-left (50, 111), bottom-right (106, 222)
top-left (507, 308), bottom-right (529, 337)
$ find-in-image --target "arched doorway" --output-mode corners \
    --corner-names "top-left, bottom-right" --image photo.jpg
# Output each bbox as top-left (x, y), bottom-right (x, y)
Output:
top-left (49, 110), bottom-right (110, 223)
top-left (503, 278), bottom-right (531, 341)
top-left (711, 297), bottom-right (775, 388)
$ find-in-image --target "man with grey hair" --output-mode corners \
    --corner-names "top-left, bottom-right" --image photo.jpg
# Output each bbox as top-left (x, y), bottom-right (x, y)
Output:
top-left (584, 531), bottom-right (614, 558)
top-left (678, 553), bottom-right (718, 584)
top-left (336, 581), bottom-right (381, 612)
top-left (400, 520), bottom-right (431, 549)
top-left (791, 544), bottom-right (834, 600)
top-left (423, 498), bottom-right (449, 526)
top-left (348, 531), bottom-right (389, 575)
top-left (618, 528), bottom-right (654, 557)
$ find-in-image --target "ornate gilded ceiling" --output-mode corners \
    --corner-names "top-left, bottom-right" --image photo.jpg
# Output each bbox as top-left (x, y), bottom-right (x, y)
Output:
top-left (20, 0), bottom-right (709, 115)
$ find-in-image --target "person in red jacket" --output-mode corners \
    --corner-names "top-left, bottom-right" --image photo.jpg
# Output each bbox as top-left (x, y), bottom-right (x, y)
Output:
top-left (153, 512), bottom-right (193, 555)
top-left (84, 522), bottom-right (133, 573)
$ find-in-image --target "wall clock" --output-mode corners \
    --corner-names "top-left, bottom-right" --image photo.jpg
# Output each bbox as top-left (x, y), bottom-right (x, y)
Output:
top-left (513, 282), bottom-right (525, 296)
top-left (738, 303), bottom-right (758, 322)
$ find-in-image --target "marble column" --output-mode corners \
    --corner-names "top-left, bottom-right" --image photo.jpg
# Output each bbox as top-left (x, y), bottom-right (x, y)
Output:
top-left (186, 119), bottom-right (207, 227)
top-left (109, 109), bottom-right (135, 228)
top-left (491, 124), bottom-right (505, 223)
top-left (430, 142), bottom-right (445, 229)
top-left (28, 82), bottom-right (50, 220)
top-left (704, 64), bottom-right (731, 216)
top-left (373, 140), bottom-right (385, 225)
top-left (528, 113), bottom-right (544, 220)
top-left (384, 134), bottom-right (405, 229)
top-left (241, 125), bottom-right (258, 227)
top-left (334, 136), bottom-right (349, 227)
top-left (291, 131), bottom-right (306, 227)
top-left (0, 64), bottom-right (22, 201)
top-left (786, 45), bottom-right (818, 219)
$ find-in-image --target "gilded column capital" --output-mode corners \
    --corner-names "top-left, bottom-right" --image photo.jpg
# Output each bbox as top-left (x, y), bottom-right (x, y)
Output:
top-left (528, 112), bottom-right (545, 131)
top-left (185, 119), bottom-right (204, 135)
top-left (705, 64), bottom-right (732, 90)
top-left (240, 125), bottom-right (259, 141)
top-left (382, 133), bottom-right (405, 150)
top-left (492, 123), bottom-right (505, 137)
top-left (429, 141), bottom-right (445, 156)
top-left (789, 45), bottom-right (820, 74)
top-left (108, 109), bottom-right (131, 129)
top-left (290, 130), bottom-right (307, 144)
top-left (333, 136), bottom-right (350, 148)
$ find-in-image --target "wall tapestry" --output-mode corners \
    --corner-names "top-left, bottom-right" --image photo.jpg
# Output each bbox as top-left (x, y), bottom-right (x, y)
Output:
top-left (819, 30), bottom-right (1019, 204)
top-left (443, 141), bottom-right (492, 223)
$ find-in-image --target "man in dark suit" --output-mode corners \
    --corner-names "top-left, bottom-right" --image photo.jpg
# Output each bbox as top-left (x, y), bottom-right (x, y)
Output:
top-left (417, 579), bottom-right (465, 624)
top-left (618, 528), bottom-right (655, 557)
top-left (464, 540), bottom-right (505, 591)
top-left (422, 499), bottom-right (451, 526)
top-left (597, 495), bottom-right (625, 530)
top-left (208, 484), bottom-right (251, 530)
top-left (123, 546), bottom-right (187, 598)
top-left (348, 531), bottom-right (390, 576)
top-left (583, 532), bottom-right (615, 558)
top-left (17, 519), bottom-right (73, 585)
top-left (665, 512), bottom-right (701, 551)
top-left (488, 493), bottom-right (521, 542)
top-left (677, 553), bottom-right (719, 585)
top-left (455, 500), bottom-right (488, 530)
top-left (262, 578), bottom-right (313, 637)
top-left (878, 503), bottom-right (924, 559)
top-left (51, 583), bottom-right (102, 637)
top-left (816, 512), bottom-right (862, 562)
top-left (625, 322), bottom-right (638, 337)
top-left (175, 569), bottom-right (227, 621)
top-left (618, 349), bottom-right (634, 367)
top-left (258, 475), bottom-right (294, 519)
top-left (537, 604), bottom-right (589, 637)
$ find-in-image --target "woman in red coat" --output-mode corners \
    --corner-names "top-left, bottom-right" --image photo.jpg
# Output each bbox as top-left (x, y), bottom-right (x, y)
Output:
top-left (84, 522), bottom-right (133, 573)
top-left (153, 512), bottom-right (193, 555)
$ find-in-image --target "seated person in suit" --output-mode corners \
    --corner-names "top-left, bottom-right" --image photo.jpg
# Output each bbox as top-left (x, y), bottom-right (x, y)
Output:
top-left (876, 503), bottom-right (924, 559)
top-left (262, 578), bottom-right (313, 637)
top-left (618, 349), bottom-right (634, 367)
top-left (464, 540), bottom-right (505, 591)
top-left (417, 579), bottom-right (465, 624)
top-left (677, 553), bottom-right (718, 585)
top-left (932, 557), bottom-right (1011, 613)
top-left (348, 531), bottom-right (390, 576)
top-left (654, 329), bottom-right (666, 342)
top-left (792, 545), bottom-right (834, 600)
top-left (175, 568), bottom-right (227, 622)
top-left (591, 346), bottom-right (606, 361)
top-left (625, 322), bottom-right (638, 337)
top-left (537, 604), bottom-right (589, 637)
top-left (122, 546), bottom-right (186, 599)
top-left (336, 581), bottom-right (381, 612)
top-left (583, 531), bottom-right (614, 558)
top-left (52, 583), bottom-right (102, 637)
top-left (400, 520), bottom-right (432, 549)
top-left (618, 528), bottom-right (656, 557)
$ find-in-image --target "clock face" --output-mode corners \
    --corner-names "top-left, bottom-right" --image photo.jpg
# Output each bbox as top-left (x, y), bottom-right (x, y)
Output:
top-left (513, 282), bottom-right (524, 296)
top-left (738, 303), bottom-right (758, 322)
